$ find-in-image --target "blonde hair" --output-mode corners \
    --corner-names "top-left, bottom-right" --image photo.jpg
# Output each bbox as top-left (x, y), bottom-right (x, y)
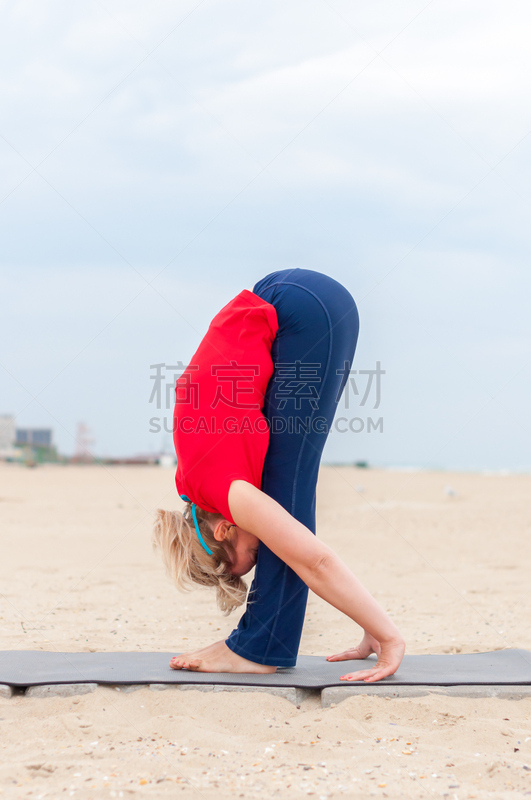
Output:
top-left (152, 503), bottom-right (248, 614)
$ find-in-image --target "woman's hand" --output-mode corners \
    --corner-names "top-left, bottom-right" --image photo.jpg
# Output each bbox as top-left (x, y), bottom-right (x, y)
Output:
top-left (327, 631), bottom-right (405, 683)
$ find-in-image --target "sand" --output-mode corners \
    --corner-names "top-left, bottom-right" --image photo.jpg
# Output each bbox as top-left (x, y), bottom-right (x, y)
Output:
top-left (1, 462), bottom-right (530, 798)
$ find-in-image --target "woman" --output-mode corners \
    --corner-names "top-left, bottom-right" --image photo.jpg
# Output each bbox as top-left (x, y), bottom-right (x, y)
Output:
top-left (153, 268), bottom-right (404, 682)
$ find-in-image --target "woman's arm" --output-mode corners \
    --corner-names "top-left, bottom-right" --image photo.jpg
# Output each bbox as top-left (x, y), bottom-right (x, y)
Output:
top-left (228, 479), bottom-right (405, 682)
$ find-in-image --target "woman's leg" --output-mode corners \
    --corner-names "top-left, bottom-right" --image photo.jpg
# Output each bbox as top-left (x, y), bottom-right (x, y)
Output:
top-left (225, 269), bottom-right (359, 667)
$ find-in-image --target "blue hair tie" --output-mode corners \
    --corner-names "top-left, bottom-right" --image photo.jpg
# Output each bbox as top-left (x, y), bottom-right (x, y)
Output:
top-left (180, 494), bottom-right (213, 555)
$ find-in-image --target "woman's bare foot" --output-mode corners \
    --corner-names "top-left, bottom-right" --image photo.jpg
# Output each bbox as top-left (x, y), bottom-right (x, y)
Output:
top-left (170, 640), bottom-right (276, 674)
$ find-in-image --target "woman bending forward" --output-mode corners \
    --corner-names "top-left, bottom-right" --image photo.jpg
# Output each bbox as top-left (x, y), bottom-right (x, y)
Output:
top-left (153, 268), bottom-right (405, 682)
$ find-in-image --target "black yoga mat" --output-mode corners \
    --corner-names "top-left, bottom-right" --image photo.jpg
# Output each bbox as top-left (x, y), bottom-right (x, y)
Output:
top-left (1, 649), bottom-right (531, 689)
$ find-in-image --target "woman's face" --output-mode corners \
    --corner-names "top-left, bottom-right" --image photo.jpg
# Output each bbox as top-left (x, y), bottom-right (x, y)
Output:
top-left (227, 527), bottom-right (259, 577)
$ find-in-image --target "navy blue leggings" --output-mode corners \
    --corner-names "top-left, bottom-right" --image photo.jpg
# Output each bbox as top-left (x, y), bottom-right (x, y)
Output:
top-left (225, 268), bottom-right (359, 667)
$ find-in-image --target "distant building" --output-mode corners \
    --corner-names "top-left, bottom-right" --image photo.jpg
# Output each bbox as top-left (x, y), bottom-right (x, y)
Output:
top-left (0, 418), bottom-right (57, 462)
top-left (0, 415), bottom-right (15, 447)
top-left (16, 428), bottom-right (53, 448)
top-left (0, 414), bottom-right (17, 458)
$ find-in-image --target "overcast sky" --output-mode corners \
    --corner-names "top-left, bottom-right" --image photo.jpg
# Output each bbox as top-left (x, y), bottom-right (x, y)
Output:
top-left (1, 0), bottom-right (530, 470)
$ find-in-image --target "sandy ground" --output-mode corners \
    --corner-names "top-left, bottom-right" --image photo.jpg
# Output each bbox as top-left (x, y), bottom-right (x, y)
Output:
top-left (1, 462), bottom-right (530, 799)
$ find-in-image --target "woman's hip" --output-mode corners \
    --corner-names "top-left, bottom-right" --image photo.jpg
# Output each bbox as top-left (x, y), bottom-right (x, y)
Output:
top-left (253, 268), bottom-right (358, 334)
top-left (253, 269), bottom-right (358, 378)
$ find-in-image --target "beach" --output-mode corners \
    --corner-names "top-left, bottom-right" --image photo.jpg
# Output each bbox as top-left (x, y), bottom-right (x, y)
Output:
top-left (1, 462), bottom-right (530, 798)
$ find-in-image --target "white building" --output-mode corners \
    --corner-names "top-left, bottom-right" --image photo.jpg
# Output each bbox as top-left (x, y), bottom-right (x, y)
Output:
top-left (0, 414), bottom-right (18, 460)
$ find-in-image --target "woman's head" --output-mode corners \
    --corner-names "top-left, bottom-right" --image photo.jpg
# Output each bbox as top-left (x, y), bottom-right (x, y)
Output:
top-left (152, 503), bottom-right (258, 614)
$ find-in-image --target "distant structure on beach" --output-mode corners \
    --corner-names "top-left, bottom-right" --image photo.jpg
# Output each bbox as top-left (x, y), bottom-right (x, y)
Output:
top-left (69, 423), bottom-right (160, 465)
top-left (71, 422), bottom-right (95, 463)
top-left (15, 428), bottom-right (53, 448)
top-left (15, 427), bottom-right (56, 462)
top-left (0, 414), bottom-right (17, 460)
top-left (0, 415), bottom-right (57, 462)
top-left (100, 454), bottom-right (160, 466)
top-left (1, 413), bottom-right (174, 467)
